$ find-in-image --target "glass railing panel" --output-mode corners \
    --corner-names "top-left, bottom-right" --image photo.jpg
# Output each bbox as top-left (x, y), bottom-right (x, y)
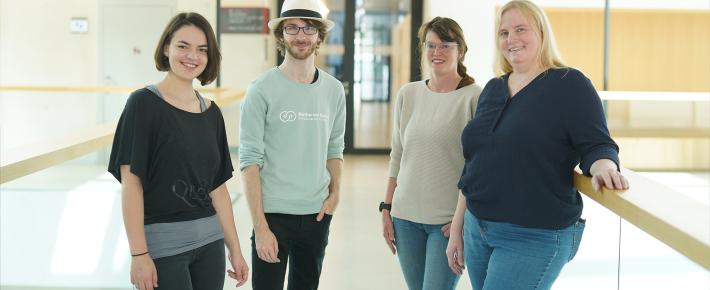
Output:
top-left (0, 153), bottom-right (129, 288)
top-left (553, 195), bottom-right (621, 290)
top-left (618, 221), bottom-right (710, 289)
top-left (616, 171), bottom-right (709, 289)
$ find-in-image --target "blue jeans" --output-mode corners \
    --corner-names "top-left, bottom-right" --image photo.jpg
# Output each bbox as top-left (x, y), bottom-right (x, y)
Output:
top-left (393, 217), bottom-right (460, 290)
top-left (463, 210), bottom-right (585, 290)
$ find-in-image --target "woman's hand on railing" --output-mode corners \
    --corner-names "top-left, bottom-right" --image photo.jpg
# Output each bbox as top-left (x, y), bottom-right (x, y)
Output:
top-left (590, 159), bottom-right (630, 192)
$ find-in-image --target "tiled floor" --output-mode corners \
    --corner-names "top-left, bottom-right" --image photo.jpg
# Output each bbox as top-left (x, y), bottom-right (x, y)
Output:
top-left (1, 155), bottom-right (708, 290)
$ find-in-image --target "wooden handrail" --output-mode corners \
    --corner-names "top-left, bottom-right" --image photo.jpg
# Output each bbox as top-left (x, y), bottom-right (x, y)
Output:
top-left (610, 127), bottom-right (710, 138)
top-left (0, 85), bottom-right (243, 108)
top-left (0, 85), bottom-right (230, 94)
top-left (574, 169), bottom-right (710, 270)
top-left (211, 89), bottom-right (245, 106)
top-left (0, 89), bottom-right (245, 184)
top-left (0, 122), bottom-right (116, 184)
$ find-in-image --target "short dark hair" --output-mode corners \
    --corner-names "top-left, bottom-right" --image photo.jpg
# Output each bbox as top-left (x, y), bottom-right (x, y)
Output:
top-left (273, 18), bottom-right (329, 57)
top-left (154, 12), bottom-right (221, 85)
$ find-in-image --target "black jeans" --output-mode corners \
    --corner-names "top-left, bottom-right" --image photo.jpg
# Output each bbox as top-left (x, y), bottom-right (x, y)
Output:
top-left (152, 238), bottom-right (225, 290)
top-left (251, 213), bottom-right (332, 290)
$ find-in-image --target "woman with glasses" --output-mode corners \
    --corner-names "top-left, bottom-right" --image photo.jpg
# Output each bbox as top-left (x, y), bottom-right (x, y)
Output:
top-left (108, 12), bottom-right (248, 290)
top-left (447, 1), bottom-right (629, 289)
top-left (380, 16), bottom-right (481, 290)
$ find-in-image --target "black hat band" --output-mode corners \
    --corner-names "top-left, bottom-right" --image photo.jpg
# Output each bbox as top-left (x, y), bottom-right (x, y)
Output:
top-left (280, 9), bottom-right (322, 19)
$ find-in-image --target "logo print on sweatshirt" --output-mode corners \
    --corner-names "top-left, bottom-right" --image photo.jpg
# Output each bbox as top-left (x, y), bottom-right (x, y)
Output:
top-left (280, 111), bottom-right (297, 122)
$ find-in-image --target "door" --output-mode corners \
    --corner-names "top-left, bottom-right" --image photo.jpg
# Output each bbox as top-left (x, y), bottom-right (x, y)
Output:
top-left (99, 0), bottom-right (175, 121)
top-left (277, 0), bottom-right (421, 153)
top-left (351, 0), bottom-right (416, 151)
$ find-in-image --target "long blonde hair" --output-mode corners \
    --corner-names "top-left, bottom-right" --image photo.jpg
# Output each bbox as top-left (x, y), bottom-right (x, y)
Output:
top-left (494, 0), bottom-right (565, 75)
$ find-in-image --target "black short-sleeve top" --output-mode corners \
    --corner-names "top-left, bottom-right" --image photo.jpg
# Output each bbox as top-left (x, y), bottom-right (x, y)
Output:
top-left (108, 88), bottom-right (234, 225)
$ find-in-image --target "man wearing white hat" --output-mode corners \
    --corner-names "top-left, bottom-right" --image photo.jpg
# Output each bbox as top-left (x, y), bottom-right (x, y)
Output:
top-left (238, 0), bottom-right (345, 289)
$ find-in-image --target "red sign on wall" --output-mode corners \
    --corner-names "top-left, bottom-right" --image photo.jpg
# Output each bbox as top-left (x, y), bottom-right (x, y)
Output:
top-left (220, 7), bottom-right (269, 34)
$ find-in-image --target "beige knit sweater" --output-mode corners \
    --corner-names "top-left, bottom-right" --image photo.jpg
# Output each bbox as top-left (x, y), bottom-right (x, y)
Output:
top-left (388, 80), bottom-right (482, 224)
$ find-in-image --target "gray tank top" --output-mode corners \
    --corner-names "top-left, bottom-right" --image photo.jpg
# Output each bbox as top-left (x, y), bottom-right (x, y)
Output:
top-left (144, 215), bottom-right (224, 259)
top-left (146, 84), bottom-right (208, 112)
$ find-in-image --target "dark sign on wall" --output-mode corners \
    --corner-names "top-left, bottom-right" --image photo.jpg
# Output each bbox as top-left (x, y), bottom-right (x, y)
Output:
top-left (220, 7), bottom-right (269, 34)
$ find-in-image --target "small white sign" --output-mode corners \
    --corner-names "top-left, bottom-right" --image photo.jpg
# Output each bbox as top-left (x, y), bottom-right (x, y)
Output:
top-left (70, 18), bottom-right (88, 34)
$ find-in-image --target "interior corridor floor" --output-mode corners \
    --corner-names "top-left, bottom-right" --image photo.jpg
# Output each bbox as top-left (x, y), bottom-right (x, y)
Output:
top-left (1, 155), bottom-right (708, 290)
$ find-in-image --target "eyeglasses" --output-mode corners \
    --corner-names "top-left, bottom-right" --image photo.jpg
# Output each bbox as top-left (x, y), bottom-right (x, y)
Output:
top-left (283, 25), bottom-right (318, 35)
top-left (423, 42), bottom-right (458, 52)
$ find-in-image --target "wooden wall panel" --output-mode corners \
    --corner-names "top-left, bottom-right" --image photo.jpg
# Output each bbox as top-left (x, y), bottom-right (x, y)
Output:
top-left (391, 14), bottom-right (411, 100)
top-left (608, 10), bottom-right (710, 92)
top-left (546, 8), bottom-right (605, 89)
top-left (545, 8), bottom-right (710, 92)
top-left (544, 8), bottom-right (710, 171)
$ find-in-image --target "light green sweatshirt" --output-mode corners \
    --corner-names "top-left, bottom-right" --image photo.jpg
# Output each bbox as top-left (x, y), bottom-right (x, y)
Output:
top-left (239, 67), bottom-right (346, 214)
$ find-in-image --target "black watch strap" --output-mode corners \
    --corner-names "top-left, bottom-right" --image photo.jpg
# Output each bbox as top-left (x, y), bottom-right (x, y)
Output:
top-left (379, 202), bottom-right (391, 212)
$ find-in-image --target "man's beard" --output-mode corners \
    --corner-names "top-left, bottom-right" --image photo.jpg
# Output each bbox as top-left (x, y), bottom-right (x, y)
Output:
top-left (285, 39), bottom-right (318, 60)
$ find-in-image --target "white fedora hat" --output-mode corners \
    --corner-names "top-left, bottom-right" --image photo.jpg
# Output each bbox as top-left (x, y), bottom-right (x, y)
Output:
top-left (268, 0), bottom-right (335, 31)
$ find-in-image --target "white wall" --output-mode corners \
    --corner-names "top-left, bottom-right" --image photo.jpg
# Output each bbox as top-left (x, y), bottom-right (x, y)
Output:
top-left (220, 0), bottom-right (276, 90)
top-left (0, 0), bottom-right (276, 288)
top-left (0, 0), bottom-right (99, 86)
top-left (424, 0), bottom-right (497, 84)
top-left (0, 0), bottom-right (276, 152)
top-left (219, 0), bottom-right (278, 147)
top-left (0, 0), bottom-right (101, 152)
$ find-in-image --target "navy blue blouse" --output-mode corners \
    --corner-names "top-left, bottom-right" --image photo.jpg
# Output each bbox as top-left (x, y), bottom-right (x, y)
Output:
top-left (458, 68), bottom-right (619, 229)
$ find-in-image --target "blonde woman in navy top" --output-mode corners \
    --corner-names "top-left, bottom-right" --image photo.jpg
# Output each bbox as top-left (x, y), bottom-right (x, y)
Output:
top-left (446, 1), bottom-right (629, 289)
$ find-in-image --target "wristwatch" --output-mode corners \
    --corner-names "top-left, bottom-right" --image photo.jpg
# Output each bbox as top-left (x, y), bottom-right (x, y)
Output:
top-left (379, 202), bottom-right (391, 212)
